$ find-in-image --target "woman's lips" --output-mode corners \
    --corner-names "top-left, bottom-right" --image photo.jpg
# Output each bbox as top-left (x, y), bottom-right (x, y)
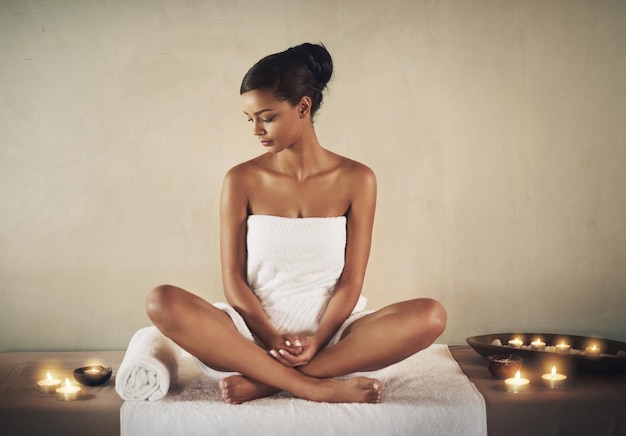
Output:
top-left (261, 140), bottom-right (273, 147)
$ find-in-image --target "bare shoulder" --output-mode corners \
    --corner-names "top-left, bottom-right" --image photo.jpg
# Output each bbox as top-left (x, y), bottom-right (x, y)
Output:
top-left (223, 155), bottom-right (265, 187)
top-left (332, 154), bottom-right (376, 232)
top-left (220, 156), bottom-right (267, 212)
top-left (335, 154), bottom-right (377, 190)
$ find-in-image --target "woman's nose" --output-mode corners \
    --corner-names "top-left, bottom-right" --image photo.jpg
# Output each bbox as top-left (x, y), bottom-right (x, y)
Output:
top-left (252, 121), bottom-right (265, 136)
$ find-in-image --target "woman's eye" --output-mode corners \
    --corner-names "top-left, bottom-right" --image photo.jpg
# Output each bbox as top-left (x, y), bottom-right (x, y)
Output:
top-left (245, 117), bottom-right (273, 123)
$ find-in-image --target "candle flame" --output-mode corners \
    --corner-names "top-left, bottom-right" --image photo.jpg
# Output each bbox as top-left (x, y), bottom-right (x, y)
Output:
top-left (551, 366), bottom-right (556, 375)
top-left (515, 370), bottom-right (521, 380)
top-left (592, 344), bottom-right (597, 351)
top-left (46, 372), bottom-right (52, 381)
top-left (65, 378), bottom-right (71, 388)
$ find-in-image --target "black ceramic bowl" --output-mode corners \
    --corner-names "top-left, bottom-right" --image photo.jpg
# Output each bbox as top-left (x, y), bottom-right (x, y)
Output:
top-left (486, 354), bottom-right (523, 379)
top-left (73, 365), bottom-right (112, 386)
top-left (467, 333), bottom-right (626, 373)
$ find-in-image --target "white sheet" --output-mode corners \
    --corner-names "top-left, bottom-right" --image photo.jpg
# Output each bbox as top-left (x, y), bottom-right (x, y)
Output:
top-left (121, 344), bottom-right (487, 436)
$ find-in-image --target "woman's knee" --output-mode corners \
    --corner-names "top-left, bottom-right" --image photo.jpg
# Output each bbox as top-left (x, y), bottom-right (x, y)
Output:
top-left (420, 298), bottom-right (447, 338)
top-left (405, 298), bottom-right (446, 340)
top-left (146, 284), bottom-right (181, 328)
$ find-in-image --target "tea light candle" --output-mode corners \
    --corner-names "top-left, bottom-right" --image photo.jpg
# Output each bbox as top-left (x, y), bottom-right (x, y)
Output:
top-left (505, 370), bottom-right (530, 393)
top-left (542, 366), bottom-right (567, 389)
top-left (555, 342), bottom-right (571, 354)
top-left (508, 338), bottom-right (523, 348)
top-left (84, 367), bottom-right (101, 376)
top-left (37, 372), bottom-right (62, 394)
top-left (585, 344), bottom-right (600, 356)
top-left (56, 378), bottom-right (81, 401)
top-left (531, 338), bottom-right (546, 351)
top-left (73, 365), bottom-right (112, 386)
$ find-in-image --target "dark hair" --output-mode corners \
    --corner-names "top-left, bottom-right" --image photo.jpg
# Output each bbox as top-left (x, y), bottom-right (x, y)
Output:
top-left (240, 43), bottom-right (333, 118)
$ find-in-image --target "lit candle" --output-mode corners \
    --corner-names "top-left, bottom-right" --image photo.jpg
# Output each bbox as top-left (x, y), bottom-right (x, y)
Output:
top-left (555, 342), bottom-right (571, 354)
top-left (505, 370), bottom-right (530, 393)
top-left (542, 366), bottom-right (567, 389)
top-left (56, 378), bottom-right (81, 401)
top-left (585, 344), bottom-right (600, 356)
top-left (531, 338), bottom-right (546, 351)
top-left (37, 372), bottom-right (62, 394)
top-left (508, 338), bottom-right (523, 348)
top-left (74, 365), bottom-right (112, 386)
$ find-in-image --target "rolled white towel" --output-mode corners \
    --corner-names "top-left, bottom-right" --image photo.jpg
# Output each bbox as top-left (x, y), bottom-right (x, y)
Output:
top-left (115, 326), bottom-right (181, 401)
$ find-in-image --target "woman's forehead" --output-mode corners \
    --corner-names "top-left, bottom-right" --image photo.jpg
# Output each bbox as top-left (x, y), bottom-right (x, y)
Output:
top-left (241, 90), bottom-right (288, 113)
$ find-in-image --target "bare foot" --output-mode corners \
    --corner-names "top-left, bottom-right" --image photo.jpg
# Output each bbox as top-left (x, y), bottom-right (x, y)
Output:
top-left (219, 375), bottom-right (280, 404)
top-left (219, 375), bottom-right (382, 405)
top-left (305, 377), bottom-right (382, 404)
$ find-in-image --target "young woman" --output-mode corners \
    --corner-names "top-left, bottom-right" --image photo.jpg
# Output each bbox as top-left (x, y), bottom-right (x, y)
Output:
top-left (146, 43), bottom-right (446, 404)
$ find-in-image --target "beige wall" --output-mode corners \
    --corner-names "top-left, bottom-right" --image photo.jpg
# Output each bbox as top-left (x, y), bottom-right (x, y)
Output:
top-left (1, 0), bottom-right (625, 352)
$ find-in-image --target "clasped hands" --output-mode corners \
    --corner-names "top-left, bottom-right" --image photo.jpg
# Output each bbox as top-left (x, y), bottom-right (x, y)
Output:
top-left (268, 334), bottom-right (320, 367)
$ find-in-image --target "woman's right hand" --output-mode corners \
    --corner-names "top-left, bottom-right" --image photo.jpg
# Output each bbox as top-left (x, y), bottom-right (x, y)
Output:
top-left (268, 334), bottom-right (323, 368)
top-left (268, 334), bottom-right (304, 365)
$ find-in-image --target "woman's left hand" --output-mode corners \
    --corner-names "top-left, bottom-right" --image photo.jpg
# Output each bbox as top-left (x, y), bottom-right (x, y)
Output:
top-left (270, 336), bottom-right (320, 367)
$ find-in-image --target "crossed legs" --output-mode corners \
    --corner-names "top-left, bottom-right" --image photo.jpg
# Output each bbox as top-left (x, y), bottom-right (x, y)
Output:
top-left (300, 298), bottom-right (447, 378)
top-left (145, 285), bottom-right (446, 404)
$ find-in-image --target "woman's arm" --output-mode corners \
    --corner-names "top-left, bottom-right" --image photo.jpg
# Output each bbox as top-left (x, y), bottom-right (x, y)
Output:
top-left (315, 163), bottom-right (377, 346)
top-left (219, 165), bottom-right (282, 349)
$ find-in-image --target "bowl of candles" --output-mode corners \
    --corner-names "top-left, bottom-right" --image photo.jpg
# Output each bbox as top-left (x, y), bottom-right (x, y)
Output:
top-left (73, 365), bottom-right (113, 386)
top-left (486, 354), bottom-right (523, 379)
top-left (467, 333), bottom-right (626, 373)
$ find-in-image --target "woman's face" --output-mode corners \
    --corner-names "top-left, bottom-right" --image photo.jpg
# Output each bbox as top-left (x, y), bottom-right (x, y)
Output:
top-left (241, 89), bottom-right (303, 153)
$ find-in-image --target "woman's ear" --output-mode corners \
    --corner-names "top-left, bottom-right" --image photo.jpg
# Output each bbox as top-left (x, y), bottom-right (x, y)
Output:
top-left (298, 96), bottom-right (312, 118)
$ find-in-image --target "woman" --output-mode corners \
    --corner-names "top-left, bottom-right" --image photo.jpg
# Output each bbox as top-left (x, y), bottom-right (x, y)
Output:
top-left (146, 43), bottom-right (446, 404)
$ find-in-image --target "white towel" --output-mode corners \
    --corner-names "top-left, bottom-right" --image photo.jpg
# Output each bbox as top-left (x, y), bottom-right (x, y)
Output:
top-left (121, 344), bottom-right (487, 436)
top-left (115, 326), bottom-right (181, 401)
top-left (246, 215), bottom-right (366, 336)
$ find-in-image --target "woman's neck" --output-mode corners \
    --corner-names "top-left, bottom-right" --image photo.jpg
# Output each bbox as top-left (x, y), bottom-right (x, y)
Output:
top-left (271, 130), bottom-right (329, 181)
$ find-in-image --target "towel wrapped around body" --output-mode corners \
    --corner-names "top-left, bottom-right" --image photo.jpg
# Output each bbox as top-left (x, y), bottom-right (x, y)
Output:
top-left (246, 215), bottom-right (365, 335)
top-left (198, 215), bottom-right (370, 377)
top-left (115, 326), bottom-right (181, 401)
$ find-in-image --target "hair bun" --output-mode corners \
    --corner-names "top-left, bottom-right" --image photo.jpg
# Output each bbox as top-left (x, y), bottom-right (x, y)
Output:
top-left (241, 42), bottom-right (334, 118)
top-left (289, 43), bottom-right (333, 89)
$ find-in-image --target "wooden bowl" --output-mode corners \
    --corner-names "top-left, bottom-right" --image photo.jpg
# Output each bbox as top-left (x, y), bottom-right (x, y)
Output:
top-left (486, 354), bottom-right (523, 379)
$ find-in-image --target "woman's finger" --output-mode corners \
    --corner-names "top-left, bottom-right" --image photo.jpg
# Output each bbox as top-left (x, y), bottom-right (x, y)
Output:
top-left (269, 349), bottom-right (297, 367)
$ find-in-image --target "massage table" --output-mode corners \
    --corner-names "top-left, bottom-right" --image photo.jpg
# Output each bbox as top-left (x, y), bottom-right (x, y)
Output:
top-left (1, 346), bottom-right (624, 435)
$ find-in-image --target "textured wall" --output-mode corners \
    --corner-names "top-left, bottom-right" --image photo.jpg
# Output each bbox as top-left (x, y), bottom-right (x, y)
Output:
top-left (1, 0), bottom-right (625, 351)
